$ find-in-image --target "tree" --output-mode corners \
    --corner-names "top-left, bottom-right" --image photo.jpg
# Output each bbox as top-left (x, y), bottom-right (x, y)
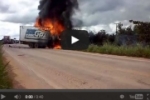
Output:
top-left (92, 30), bottom-right (107, 45)
top-left (91, 30), bottom-right (115, 45)
top-left (129, 20), bottom-right (150, 45)
top-left (108, 34), bottom-right (115, 44)
top-left (126, 26), bottom-right (134, 35)
top-left (117, 23), bottom-right (126, 35)
top-left (117, 23), bottom-right (134, 35)
top-left (89, 31), bottom-right (95, 44)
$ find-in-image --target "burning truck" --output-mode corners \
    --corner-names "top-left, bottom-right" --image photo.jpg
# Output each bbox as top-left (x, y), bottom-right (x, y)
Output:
top-left (19, 26), bottom-right (57, 48)
top-left (19, 0), bottom-right (80, 49)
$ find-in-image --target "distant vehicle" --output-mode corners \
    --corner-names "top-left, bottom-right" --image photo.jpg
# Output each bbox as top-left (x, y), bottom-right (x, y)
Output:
top-left (2, 36), bottom-right (13, 44)
top-left (19, 26), bottom-right (56, 48)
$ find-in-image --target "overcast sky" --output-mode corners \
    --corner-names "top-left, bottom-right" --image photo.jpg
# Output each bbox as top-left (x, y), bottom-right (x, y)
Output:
top-left (0, 0), bottom-right (150, 39)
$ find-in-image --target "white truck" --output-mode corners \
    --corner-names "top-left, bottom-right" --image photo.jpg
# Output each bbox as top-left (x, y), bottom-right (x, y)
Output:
top-left (19, 26), bottom-right (55, 48)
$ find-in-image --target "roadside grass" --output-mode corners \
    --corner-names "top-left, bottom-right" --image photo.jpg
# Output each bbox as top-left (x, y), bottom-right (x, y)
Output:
top-left (85, 43), bottom-right (150, 58)
top-left (0, 44), bottom-right (12, 89)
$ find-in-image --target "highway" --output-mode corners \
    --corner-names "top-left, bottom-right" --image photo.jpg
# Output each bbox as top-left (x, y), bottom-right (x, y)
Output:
top-left (3, 44), bottom-right (150, 89)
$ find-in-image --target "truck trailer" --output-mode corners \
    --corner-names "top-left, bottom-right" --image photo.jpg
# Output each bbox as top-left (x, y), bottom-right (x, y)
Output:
top-left (19, 26), bottom-right (57, 48)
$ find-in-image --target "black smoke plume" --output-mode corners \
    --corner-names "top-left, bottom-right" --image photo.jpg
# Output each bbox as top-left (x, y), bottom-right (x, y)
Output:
top-left (37, 0), bottom-right (79, 29)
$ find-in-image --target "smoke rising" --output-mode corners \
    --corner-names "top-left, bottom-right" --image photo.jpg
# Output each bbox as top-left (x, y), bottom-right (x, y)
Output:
top-left (37, 0), bottom-right (79, 29)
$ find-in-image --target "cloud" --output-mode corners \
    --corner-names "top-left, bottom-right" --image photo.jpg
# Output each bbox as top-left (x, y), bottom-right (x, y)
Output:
top-left (0, 3), bottom-right (9, 13)
top-left (0, 21), bottom-right (33, 40)
top-left (0, 21), bottom-right (20, 39)
top-left (73, 0), bottom-right (150, 27)
top-left (0, 0), bottom-right (39, 24)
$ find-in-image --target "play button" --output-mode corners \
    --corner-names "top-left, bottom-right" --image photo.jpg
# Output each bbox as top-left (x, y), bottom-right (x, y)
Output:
top-left (71, 36), bottom-right (79, 44)
top-left (60, 30), bottom-right (90, 50)
top-left (0, 94), bottom-right (6, 99)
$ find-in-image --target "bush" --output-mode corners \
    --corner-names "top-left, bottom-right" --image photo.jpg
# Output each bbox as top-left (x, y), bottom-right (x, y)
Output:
top-left (86, 43), bottom-right (150, 58)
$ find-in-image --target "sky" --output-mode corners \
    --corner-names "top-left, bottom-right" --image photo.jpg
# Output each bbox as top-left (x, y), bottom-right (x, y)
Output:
top-left (0, 0), bottom-right (150, 39)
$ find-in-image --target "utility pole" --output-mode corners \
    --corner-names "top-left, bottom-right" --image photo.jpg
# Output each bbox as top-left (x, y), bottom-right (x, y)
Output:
top-left (115, 22), bottom-right (123, 35)
top-left (115, 23), bottom-right (119, 35)
top-left (116, 23), bottom-right (118, 34)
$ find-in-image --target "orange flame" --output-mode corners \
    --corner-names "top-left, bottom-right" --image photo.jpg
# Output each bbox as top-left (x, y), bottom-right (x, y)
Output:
top-left (34, 18), bottom-right (65, 49)
top-left (54, 45), bottom-right (61, 49)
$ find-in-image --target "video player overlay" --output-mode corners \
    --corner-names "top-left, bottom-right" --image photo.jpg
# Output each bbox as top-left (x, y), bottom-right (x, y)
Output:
top-left (0, 90), bottom-right (149, 100)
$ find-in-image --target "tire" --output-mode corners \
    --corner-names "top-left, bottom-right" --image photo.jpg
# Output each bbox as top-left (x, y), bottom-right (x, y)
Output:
top-left (34, 43), bottom-right (39, 48)
top-left (29, 43), bottom-right (34, 48)
top-left (43, 45), bottom-right (46, 48)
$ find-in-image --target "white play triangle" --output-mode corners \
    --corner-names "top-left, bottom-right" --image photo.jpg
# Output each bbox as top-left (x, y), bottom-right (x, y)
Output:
top-left (71, 36), bottom-right (79, 44)
top-left (0, 94), bottom-right (6, 99)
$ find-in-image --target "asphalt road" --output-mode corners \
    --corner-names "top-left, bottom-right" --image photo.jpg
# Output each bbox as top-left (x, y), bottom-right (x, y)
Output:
top-left (3, 44), bottom-right (150, 89)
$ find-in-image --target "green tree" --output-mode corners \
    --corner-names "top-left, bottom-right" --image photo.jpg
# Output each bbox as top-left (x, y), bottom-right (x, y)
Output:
top-left (129, 20), bottom-right (150, 45)
top-left (126, 26), bottom-right (134, 35)
top-left (117, 23), bottom-right (134, 35)
top-left (117, 23), bottom-right (125, 35)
